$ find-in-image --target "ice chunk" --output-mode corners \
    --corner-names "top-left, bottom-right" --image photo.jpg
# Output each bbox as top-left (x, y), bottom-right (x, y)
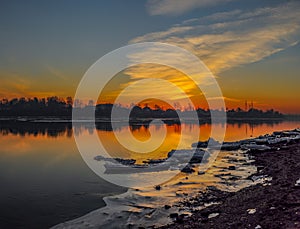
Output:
top-left (247, 208), bottom-right (256, 214)
top-left (208, 213), bottom-right (219, 219)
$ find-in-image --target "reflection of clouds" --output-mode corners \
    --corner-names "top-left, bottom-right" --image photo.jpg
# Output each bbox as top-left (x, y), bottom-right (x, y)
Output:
top-left (0, 138), bottom-right (32, 154)
top-left (132, 2), bottom-right (300, 74)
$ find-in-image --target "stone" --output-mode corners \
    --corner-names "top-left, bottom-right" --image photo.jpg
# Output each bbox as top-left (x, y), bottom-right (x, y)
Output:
top-left (164, 205), bottom-right (171, 210)
top-left (155, 185), bottom-right (161, 190)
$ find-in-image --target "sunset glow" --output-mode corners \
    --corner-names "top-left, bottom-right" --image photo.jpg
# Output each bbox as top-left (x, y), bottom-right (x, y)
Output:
top-left (0, 1), bottom-right (299, 114)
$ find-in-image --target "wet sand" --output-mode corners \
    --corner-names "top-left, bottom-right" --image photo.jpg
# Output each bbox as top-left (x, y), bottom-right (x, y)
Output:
top-left (161, 141), bottom-right (300, 228)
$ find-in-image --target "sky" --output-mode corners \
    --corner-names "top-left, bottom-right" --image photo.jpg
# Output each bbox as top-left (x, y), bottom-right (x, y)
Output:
top-left (0, 0), bottom-right (300, 113)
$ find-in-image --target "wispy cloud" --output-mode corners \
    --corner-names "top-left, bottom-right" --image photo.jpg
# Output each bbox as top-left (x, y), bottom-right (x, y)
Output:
top-left (147, 0), bottom-right (234, 16)
top-left (121, 64), bottom-right (204, 102)
top-left (0, 72), bottom-right (65, 99)
top-left (133, 2), bottom-right (300, 74)
top-left (45, 65), bottom-right (69, 81)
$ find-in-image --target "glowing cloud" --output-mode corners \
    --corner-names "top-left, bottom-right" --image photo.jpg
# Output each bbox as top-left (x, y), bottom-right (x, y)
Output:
top-left (134, 2), bottom-right (300, 74)
top-left (147, 0), bottom-right (234, 16)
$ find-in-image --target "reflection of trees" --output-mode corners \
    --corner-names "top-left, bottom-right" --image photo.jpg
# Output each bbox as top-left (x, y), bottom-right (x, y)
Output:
top-left (0, 118), bottom-right (285, 138)
top-left (0, 121), bottom-right (133, 138)
top-left (227, 119), bottom-right (283, 126)
top-left (0, 121), bottom-right (73, 138)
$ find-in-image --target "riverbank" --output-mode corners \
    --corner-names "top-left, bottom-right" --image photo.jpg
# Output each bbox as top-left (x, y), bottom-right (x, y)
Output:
top-left (161, 137), bottom-right (300, 228)
top-left (52, 128), bottom-right (300, 229)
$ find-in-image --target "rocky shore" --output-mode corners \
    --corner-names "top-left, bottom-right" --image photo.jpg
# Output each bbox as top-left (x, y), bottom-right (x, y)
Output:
top-left (53, 128), bottom-right (300, 229)
top-left (161, 131), bottom-right (300, 229)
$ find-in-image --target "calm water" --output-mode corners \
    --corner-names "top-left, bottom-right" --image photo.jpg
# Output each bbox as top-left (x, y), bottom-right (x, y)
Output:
top-left (0, 120), bottom-right (299, 228)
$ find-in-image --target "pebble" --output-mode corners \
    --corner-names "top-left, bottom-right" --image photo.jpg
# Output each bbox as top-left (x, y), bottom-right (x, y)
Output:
top-left (247, 208), bottom-right (256, 214)
top-left (181, 166), bottom-right (195, 173)
top-left (170, 213), bottom-right (178, 218)
top-left (208, 212), bottom-right (219, 219)
top-left (164, 205), bottom-right (171, 210)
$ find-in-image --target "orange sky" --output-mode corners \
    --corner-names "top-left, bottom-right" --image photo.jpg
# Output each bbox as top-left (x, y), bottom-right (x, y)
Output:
top-left (1, 1), bottom-right (300, 114)
top-left (1, 62), bottom-right (299, 114)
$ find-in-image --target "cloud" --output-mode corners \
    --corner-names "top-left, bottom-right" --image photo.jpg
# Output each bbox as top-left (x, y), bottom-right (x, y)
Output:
top-left (132, 2), bottom-right (300, 74)
top-left (121, 64), bottom-right (203, 101)
top-left (147, 0), bottom-right (234, 16)
top-left (45, 65), bottom-right (69, 81)
top-left (0, 72), bottom-right (65, 99)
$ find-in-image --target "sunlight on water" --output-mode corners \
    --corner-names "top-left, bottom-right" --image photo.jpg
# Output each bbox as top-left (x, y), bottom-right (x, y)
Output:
top-left (91, 121), bottom-right (300, 163)
top-left (0, 120), bottom-right (299, 228)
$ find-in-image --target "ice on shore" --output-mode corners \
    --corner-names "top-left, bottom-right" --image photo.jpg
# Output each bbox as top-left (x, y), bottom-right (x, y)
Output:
top-left (192, 129), bottom-right (300, 152)
top-left (247, 208), bottom-right (256, 214)
top-left (52, 128), bottom-right (300, 228)
top-left (295, 178), bottom-right (300, 187)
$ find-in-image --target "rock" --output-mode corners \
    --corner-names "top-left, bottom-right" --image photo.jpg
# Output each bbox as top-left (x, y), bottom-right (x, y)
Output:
top-left (247, 208), bottom-right (256, 214)
top-left (191, 138), bottom-right (219, 148)
top-left (254, 138), bottom-right (269, 144)
top-left (228, 166), bottom-right (236, 170)
top-left (241, 143), bottom-right (271, 151)
top-left (155, 185), bottom-right (161, 190)
top-left (257, 165), bottom-right (264, 172)
top-left (267, 137), bottom-right (290, 145)
top-left (228, 176), bottom-right (239, 181)
top-left (192, 140), bottom-right (208, 148)
top-left (115, 158), bottom-right (136, 165)
top-left (181, 165), bottom-right (195, 173)
top-left (190, 149), bottom-right (205, 163)
top-left (273, 131), bottom-right (282, 135)
top-left (208, 212), bottom-right (220, 219)
top-left (94, 155), bottom-right (105, 161)
top-left (167, 149), bottom-right (176, 158)
top-left (164, 205), bottom-right (171, 210)
top-left (143, 159), bottom-right (166, 164)
top-left (282, 131), bottom-right (299, 136)
top-left (207, 186), bottom-right (219, 192)
top-left (176, 214), bottom-right (185, 223)
top-left (170, 213), bottom-right (178, 218)
top-left (221, 142), bottom-right (241, 150)
top-left (295, 178), bottom-right (300, 187)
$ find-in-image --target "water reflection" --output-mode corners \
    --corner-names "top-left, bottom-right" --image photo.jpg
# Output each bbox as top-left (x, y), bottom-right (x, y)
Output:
top-left (1, 119), bottom-right (298, 164)
top-left (0, 119), bottom-right (299, 228)
top-left (0, 119), bottom-right (289, 139)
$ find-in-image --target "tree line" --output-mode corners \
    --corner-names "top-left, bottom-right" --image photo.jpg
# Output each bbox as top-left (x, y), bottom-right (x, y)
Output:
top-left (0, 97), bottom-right (284, 119)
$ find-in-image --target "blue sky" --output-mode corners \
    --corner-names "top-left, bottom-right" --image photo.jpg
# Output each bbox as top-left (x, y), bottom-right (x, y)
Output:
top-left (0, 0), bottom-right (299, 113)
